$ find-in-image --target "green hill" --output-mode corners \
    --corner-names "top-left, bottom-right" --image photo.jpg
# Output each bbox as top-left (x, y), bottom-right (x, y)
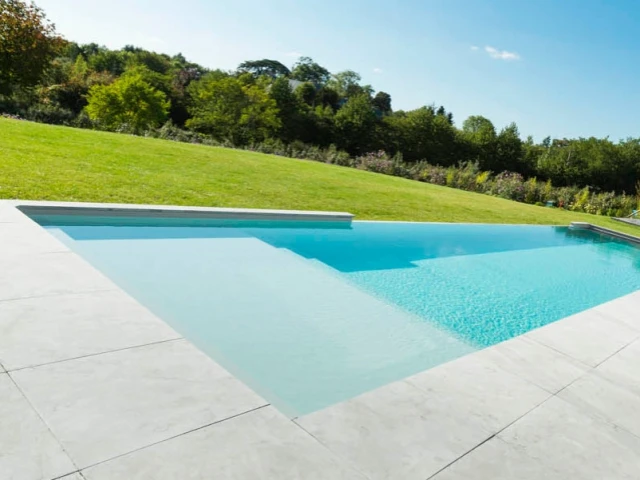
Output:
top-left (0, 117), bottom-right (638, 235)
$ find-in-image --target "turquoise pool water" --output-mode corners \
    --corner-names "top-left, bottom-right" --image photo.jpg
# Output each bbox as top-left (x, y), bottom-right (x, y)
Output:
top-left (35, 215), bottom-right (640, 416)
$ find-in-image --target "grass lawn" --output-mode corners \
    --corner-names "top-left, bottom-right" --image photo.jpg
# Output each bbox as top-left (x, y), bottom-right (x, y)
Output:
top-left (1, 117), bottom-right (639, 236)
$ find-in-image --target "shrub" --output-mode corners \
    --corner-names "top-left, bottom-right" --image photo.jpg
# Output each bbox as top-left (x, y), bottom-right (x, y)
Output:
top-left (542, 179), bottom-right (554, 202)
top-left (554, 186), bottom-right (580, 209)
top-left (356, 151), bottom-right (396, 175)
top-left (475, 171), bottom-right (491, 192)
top-left (85, 71), bottom-right (170, 133)
top-left (491, 172), bottom-right (525, 202)
top-left (524, 177), bottom-right (540, 204)
top-left (415, 163), bottom-right (447, 185)
top-left (571, 186), bottom-right (590, 212)
top-left (71, 112), bottom-right (95, 129)
top-left (25, 103), bottom-right (75, 125)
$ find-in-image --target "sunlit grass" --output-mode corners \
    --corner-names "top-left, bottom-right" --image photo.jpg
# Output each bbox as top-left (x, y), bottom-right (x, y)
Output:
top-left (0, 117), bottom-right (638, 236)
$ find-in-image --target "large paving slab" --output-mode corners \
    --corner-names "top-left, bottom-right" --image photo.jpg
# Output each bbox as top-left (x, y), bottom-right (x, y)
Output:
top-left (404, 354), bottom-right (552, 434)
top-left (11, 339), bottom-right (268, 468)
top-left (433, 396), bottom-right (640, 479)
top-left (594, 338), bottom-right (640, 397)
top-left (83, 406), bottom-right (367, 480)
top-left (0, 373), bottom-right (76, 480)
top-left (0, 290), bottom-right (181, 371)
top-left (525, 308), bottom-right (639, 367)
top-left (0, 251), bottom-right (117, 302)
top-left (474, 336), bottom-right (590, 394)
top-left (497, 396), bottom-right (640, 479)
top-left (592, 290), bottom-right (640, 331)
top-left (0, 203), bottom-right (30, 223)
top-left (558, 370), bottom-right (640, 438)
top-left (297, 380), bottom-right (489, 480)
top-left (0, 221), bottom-right (69, 255)
top-left (297, 355), bottom-right (550, 480)
top-left (557, 338), bottom-right (640, 439)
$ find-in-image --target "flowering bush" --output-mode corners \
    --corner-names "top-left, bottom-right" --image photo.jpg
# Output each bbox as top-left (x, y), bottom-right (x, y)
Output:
top-left (355, 151), bottom-right (411, 178)
top-left (491, 172), bottom-right (526, 202)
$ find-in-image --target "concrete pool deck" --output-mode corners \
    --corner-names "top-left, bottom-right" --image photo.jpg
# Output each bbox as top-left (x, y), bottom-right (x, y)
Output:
top-left (1, 200), bottom-right (640, 479)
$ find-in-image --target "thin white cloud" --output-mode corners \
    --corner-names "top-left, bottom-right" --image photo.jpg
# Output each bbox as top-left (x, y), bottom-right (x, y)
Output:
top-left (284, 51), bottom-right (302, 58)
top-left (373, 67), bottom-right (383, 74)
top-left (470, 45), bottom-right (479, 51)
top-left (484, 45), bottom-right (520, 61)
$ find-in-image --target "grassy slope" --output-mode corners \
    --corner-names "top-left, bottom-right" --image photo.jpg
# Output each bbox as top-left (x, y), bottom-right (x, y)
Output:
top-left (1, 117), bottom-right (639, 235)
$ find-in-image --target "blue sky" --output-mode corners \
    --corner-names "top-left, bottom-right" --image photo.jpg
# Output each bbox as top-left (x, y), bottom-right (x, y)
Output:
top-left (37, 0), bottom-right (640, 141)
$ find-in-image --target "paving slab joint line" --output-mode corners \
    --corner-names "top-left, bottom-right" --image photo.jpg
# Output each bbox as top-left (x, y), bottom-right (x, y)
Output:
top-left (431, 369), bottom-right (640, 480)
top-left (6, 337), bottom-right (185, 373)
top-left (524, 334), bottom-right (601, 369)
top-left (77, 403), bottom-right (271, 472)
top-left (0, 287), bottom-right (120, 305)
top-left (591, 336), bottom-right (640, 370)
top-left (52, 470), bottom-right (85, 480)
top-left (6, 371), bottom-right (82, 474)
top-left (424, 390), bottom-right (556, 480)
top-left (495, 338), bottom-right (594, 395)
top-left (291, 418), bottom-right (374, 480)
top-left (549, 351), bottom-right (640, 445)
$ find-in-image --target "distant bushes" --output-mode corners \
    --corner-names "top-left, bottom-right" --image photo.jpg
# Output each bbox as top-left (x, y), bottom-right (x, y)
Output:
top-left (24, 103), bottom-right (76, 125)
top-left (140, 123), bottom-right (640, 217)
top-left (407, 159), bottom-right (638, 217)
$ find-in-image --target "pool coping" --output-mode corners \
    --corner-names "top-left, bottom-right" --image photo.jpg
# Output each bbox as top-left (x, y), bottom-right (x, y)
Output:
top-left (8, 199), bottom-right (354, 223)
top-left (2, 199), bottom-right (640, 479)
top-left (571, 221), bottom-right (640, 245)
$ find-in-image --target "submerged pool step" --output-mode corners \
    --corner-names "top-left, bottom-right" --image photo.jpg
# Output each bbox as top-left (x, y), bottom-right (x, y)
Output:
top-left (47, 231), bottom-right (474, 416)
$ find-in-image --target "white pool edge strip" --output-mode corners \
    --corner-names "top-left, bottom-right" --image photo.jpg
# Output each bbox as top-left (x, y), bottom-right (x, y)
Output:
top-left (570, 221), bottom-right (640, 245)
top-left (4, 200), bottom-right (354, 223)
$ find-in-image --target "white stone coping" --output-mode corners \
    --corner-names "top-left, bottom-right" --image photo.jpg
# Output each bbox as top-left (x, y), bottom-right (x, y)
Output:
top-left (571, 221), bottom-right (640, 245)
top-left (2, 199), bottom-right (354, 223)
top-left (1, 200), bottom-right (640, 479)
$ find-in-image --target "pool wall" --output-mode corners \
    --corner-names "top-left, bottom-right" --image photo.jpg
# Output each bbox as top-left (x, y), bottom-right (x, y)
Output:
top-left (16, 201), bottom-right (354, 223)
top-left (2, 199), bottom-right (640, 479)
top-left (571, 221), bottom-right (640, 246)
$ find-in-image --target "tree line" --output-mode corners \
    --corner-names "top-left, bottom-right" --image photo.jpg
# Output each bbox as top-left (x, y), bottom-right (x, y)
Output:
top-left (1, 0), bottom-right (639, 203)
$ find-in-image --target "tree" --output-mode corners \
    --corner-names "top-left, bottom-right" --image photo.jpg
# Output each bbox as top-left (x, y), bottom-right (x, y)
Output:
top-left (295, 81), bottom-right (316, 105)
top-left (327, 70), bottom-right (366, 98)
top-left (290, 57), bottom-right (330, 85)
top-left (0, 0), bottom-right (64, 95)
top-left (462, 115), bottom-right (496, 137)
top-left (86, 47), bottom-right (128, 75)
top-left (186, 73), bottom-right (280, 144)
top-left (495, 122), bottom-right (524, 173)
top-left (269, 76), bottom-right (303, 141)
top-left (462, 115), bottom-right (497, 171)
top-left (85, 71), bottom-right (170, 132)
top-left (316, 86), bottom-right (340, 110)
top-left (372, 91), bottom-right (392, 115)
top-left (42, 55), bottom-right (92, 113)
top-left (169, 61), bottom-right (206, 126)
top-left (238, 59), bottom-right (290, 78)
top-left (334, 93), bottom-right (377, 154)
top-left (127, 49), bottom-right (173, 75)
top-left (385, 106), bottom-right (458, 164)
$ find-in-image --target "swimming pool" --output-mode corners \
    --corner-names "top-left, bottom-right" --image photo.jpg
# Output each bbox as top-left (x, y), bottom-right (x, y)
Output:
top-left (32, 214), bottom-right (640, 416)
